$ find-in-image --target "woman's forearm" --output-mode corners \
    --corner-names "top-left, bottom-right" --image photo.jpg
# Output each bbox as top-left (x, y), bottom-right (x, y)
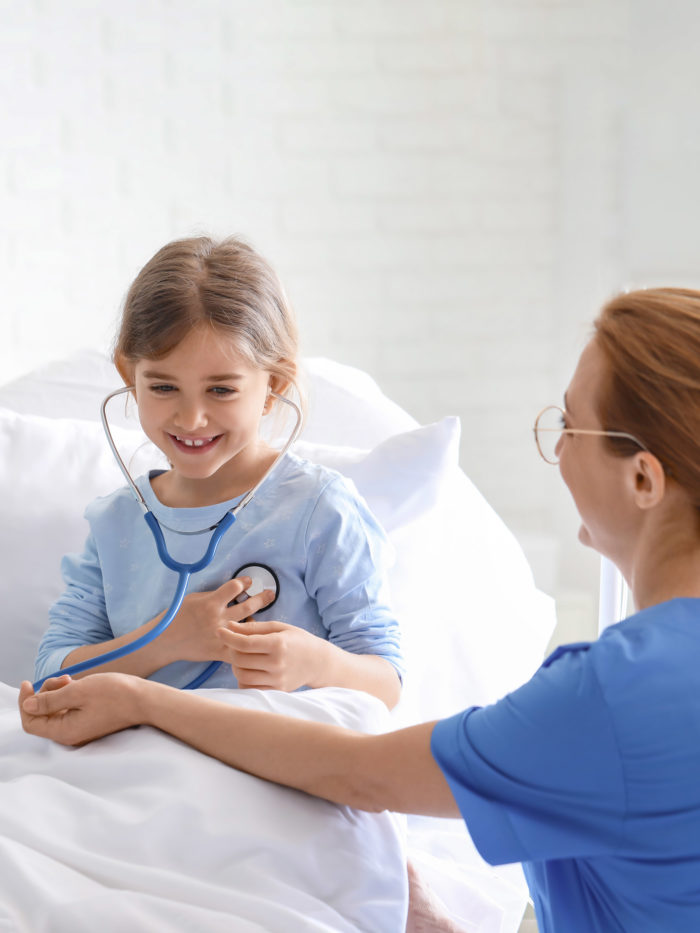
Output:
top-left (20, 673), bottom-right (459, 817)
top-left (137, 679), bottom-right (457, 816)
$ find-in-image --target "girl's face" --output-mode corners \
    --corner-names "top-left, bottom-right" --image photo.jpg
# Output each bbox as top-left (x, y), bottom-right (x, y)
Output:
top-left (128, 325), bottom-right (277, 500)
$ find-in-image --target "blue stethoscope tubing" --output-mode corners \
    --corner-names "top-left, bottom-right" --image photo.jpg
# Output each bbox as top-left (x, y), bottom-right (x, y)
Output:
top-left (32, 384), bottom-right (302, 693)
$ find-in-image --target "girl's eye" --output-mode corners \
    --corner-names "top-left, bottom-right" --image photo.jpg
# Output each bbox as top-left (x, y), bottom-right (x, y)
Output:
top-left (150, 384), bottom-right (176, 394)
top-left (209, 386), bottom-right (236, 397)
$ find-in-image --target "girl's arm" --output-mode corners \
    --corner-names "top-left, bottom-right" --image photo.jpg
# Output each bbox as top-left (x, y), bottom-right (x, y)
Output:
top-left (38, 495), bottom-right (278, 684)
top-left (219, 622), bottom-right (402, 708)
top-left (299, 638), bottom-right (402, 708)
top-left (18, 674), bottom-right (459, 817)
top-left (59, 578), bottom-right (276, 679)
top-left (220, 475), bottom-right (404, 707)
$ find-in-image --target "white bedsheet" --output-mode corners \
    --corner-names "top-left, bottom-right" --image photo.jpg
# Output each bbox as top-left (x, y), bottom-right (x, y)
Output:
top-left (0, 683), bottom-right (407, 933)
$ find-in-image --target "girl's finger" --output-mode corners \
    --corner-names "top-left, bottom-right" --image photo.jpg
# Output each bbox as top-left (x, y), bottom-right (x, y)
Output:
top-left (233, 669), bottom-right (275, 689)
top-left (229, 653), bottom-right (273, 673)
top-left (219, 628), bottom-right (279, 653)
top-left (39, 674), bottom-right (73, 693)
top-left (225, 589), bottom-right (276, 617)
top-left (223, 618), bottom-right (284, 637)
top-left (220, 576), bottom-right (252, 604)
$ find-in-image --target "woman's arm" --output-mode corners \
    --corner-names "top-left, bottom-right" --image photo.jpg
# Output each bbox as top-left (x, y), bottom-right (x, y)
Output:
top-left (18, 673), bottom-right (458, 817)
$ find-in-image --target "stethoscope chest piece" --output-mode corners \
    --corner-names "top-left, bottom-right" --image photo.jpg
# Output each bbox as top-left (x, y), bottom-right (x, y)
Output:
top-left (231, 563), bottom-right (280, 610)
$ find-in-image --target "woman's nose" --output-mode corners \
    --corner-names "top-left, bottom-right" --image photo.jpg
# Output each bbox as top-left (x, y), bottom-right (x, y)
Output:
top-left (554, 432), bottom-right (564, 463)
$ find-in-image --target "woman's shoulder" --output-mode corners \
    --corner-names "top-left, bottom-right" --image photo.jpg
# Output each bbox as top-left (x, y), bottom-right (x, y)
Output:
top-left (531, 598), bottom-right (700, 700)
top-left (588, 598), bottom-right (700, 701)
top-left (598, 598), bottom-right (700, 653)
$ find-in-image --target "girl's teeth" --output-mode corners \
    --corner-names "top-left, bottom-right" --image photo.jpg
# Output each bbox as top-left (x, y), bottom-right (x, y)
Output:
top-left (177, 437), bottom-right (212, 447)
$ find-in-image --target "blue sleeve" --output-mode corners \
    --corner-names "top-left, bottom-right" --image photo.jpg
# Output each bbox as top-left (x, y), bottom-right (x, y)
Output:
top-left (430, 644), bottom-right (626, 865)
top-left (303, 477), bottom-right (404, 681)
top-left (34, 530), bottom-right (113, 681)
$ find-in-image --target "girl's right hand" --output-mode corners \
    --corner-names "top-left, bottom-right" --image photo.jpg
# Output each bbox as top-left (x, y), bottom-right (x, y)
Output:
top-left (159, 576), bottom-right (276, 663)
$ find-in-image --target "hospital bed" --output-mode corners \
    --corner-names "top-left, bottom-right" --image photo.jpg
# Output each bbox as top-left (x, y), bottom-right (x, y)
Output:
top-left (0, 352), bottom-right (556, 932)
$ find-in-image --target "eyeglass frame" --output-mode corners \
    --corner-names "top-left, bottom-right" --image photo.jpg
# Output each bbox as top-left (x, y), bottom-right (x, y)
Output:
top-left (533, 404), bottom-right (650, 465)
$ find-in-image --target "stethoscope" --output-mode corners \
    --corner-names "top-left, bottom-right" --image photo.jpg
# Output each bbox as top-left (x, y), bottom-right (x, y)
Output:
top-left (32, 385), bottom-right (302, 692)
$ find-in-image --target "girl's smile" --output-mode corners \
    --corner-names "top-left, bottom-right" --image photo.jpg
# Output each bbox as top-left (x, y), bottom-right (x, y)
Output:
top-left (170, 434), bottom-right (223, 452)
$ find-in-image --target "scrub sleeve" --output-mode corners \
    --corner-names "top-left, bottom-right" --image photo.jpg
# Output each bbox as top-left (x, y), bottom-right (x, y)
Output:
top-left (430, 644), bottom-right (626, 865)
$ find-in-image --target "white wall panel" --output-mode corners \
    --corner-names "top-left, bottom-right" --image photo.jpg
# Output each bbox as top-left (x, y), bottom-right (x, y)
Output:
top-left (2, 0), bottom-right (696, 642)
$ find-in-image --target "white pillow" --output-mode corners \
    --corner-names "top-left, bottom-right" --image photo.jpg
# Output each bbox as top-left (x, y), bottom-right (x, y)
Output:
top-left (0, 410), bottom-right (150, 688)
top-left (0, 350), bottom-right (418, 445)
top-left (389, 467), bottom-right (556, 724)
top-left (294, 416), bottom-right (458, 533)
top-left (300, 356), bottom-right (418, 447)
top-left (0, 350), bottom-right (133, 426)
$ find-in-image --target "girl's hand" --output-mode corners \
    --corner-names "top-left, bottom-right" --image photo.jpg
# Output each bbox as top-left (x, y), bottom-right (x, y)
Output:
top-left (18, 674), bottom-right (144, 746)
top-left (160, 577), bottom-right (276, 664)
top-left (218, 621), bottom-right (326, 692)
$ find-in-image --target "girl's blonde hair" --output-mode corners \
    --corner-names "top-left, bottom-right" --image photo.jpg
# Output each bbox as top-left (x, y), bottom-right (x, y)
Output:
top-left (115, 236), bottom-right (299, 399)
top-left (594, 287), bottom-right (700, 510)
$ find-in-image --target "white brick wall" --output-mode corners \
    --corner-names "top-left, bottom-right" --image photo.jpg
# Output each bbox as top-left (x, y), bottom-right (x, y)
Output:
top-left (2, 0), bottom-right (698, 638)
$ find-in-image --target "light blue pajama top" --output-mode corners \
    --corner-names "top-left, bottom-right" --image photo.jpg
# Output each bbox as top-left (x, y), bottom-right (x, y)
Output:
top-left (35, 453), bottom-right (404, 689)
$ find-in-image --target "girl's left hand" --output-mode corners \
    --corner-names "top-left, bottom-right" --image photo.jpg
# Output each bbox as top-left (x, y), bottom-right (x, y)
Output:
top-left (218, 621), bottom-right (325, 692)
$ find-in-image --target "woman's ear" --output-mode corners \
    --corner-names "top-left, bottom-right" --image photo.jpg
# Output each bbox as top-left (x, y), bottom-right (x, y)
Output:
top-left (631, 452), bottom-right (667, 510)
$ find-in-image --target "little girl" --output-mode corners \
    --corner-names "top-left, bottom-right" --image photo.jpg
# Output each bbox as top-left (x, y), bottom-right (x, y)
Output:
top-left (34, 236), bottom-right (403, 708)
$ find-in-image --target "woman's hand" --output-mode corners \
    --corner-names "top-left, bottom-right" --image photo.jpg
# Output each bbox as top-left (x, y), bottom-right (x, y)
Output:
top-left (218, 620), bottom-right (325, 691)
top-left (18, 674), bottom-right (145, 746)
top-left (159, 576), bottom-right (276, 664)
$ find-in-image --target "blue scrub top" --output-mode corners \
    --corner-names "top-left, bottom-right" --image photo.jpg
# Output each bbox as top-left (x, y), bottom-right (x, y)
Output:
top-left (431, 598), bottom-right (700, 933)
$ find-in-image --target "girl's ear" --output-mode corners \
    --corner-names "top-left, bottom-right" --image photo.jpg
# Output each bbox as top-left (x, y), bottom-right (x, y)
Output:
top-left (268, 374), bottom-right (290, 397)
top-left (114, 353), bottom-right (135, 388)
top-left (263, 373), bottom-right (292, 412)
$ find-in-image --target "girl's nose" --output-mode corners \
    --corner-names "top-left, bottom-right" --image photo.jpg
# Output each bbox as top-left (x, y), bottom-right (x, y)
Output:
top-left (173, 399), bottom-right (208, 431)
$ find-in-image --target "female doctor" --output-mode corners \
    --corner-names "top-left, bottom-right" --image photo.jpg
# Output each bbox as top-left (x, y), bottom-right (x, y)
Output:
top-left (19, 288), bottom-right (700, 933)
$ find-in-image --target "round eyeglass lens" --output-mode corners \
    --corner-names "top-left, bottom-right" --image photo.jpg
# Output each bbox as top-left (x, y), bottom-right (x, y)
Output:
top-left (536, 406), bottom-right (565, 464)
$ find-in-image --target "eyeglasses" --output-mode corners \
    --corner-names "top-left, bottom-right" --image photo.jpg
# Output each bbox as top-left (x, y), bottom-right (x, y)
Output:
top-left (533, 405), bottom-right (649, 465)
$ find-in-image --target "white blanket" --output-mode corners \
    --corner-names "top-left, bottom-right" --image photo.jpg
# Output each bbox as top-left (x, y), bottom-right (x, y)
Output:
top-left (0, 683), bottom-right (407, 933)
